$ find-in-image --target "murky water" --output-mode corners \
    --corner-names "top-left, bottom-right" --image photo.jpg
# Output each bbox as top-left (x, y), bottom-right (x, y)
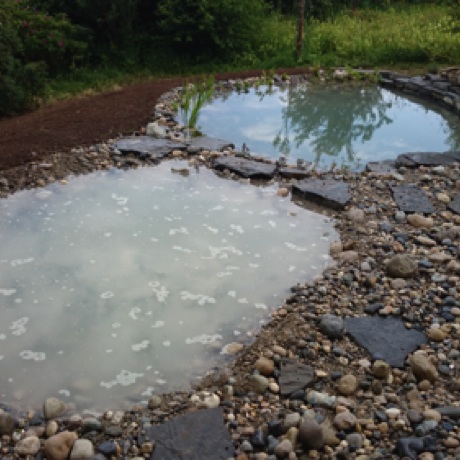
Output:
top-left (0, 162), bottom-right (336, 410)
top-left (197, 84), bottom-right (460, 170)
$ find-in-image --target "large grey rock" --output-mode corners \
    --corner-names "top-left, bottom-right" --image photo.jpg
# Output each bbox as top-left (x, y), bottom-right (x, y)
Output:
top-left (395, 151), bottom-right (460, 167)
top-left (345, 316), bottom-right (426, 367)
top-left (212, 156), bottom-right (276, 179)
top-left (145, 408), bottom-right (234, 460)
top-left (319, 314), bottom-right (344, 339)
top-left (448, 193), bottom-right (460, 215)
top-left (115, 137), bottom-right (186, 159)
top-left (390, 184), bottom-right (435, 214)
top-left (278, 359), bottom-right (314, 397)
top-left (292, 178), bottom-right (350, 210)
top-left (188, 136), bottom-right (234, 152)
top-left (278, 167), bottom-right (311, 180)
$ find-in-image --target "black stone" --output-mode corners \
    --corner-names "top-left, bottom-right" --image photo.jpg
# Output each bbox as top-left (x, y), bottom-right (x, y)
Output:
top-left (366, 160), bottom-right (397, 174)
top-left (394, 437), bottom-right (435, 460)
top-left (267, 420), bottom-right (285, 437)
top-left (212, 156), bottom-right (276, 179)
top-left (395, 151), bottom-right (460, 167)
top-left (278, 359), bottom-right (314, 398)
top-left (364, 303), bottom-right (384, 314)
top-left (146, 408), bottom-right (234, 460)
top-left (345, 316), bottom-right (427, 368)
top-left (292, 178), bottom-right (350, 210)
top-left (251, 429), bottom-right (266, 450)
top-left (115, 137), bottom-right (186, 159)
top-left (435, 406), bottom-right (460, 419)
top-left (390, 184), bottom-right (435, 214)
top-left (105, 425), bottom-right (123, 437)
top-left (187, 137), bottom-right (234, 152)
top-left (97, 441), bottom-right (118, 457)
top-left (448, 193), bottom-right (460, 215)
top-left (278, 167), bottom-right (311, 180)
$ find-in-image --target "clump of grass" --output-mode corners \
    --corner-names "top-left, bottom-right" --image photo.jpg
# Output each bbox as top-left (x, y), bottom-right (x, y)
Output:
top-left (304, 4), bottom-right (460, 66)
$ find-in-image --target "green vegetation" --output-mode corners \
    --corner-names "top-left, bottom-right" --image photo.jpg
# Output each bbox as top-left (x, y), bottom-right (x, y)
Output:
top-left (1, 0), bottom-right (459, 117)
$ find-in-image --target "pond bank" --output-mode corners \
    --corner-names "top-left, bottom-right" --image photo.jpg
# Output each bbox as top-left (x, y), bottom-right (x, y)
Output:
top-left (1, 72), bottom-right (460, 459)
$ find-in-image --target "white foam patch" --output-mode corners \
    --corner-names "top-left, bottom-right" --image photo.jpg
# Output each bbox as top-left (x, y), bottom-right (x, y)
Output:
top-left (58, 389), bottom-right (71, 397)
top-left (255, 303), bottom-right (268, 310)
top-left (132, 340), bottom-right (150, 351)
top-left (0, 289), bottom-right (16, 296)
top-left (35, 190), bottom-right (52, 200)
top-left (217, 271), bottom-right (232, 278)
top-left (129, 307), bottom-right (141, 320)
top-left (112, 194), bottom-right (128, 206)
top-left (152, 320), bottom-right (165, 329)
top-left (162, 341), bottom-right (171, 347)
top-left (0, 334), bottom-right (6, 340)
top-left (10, 317), bottom-right (29, 336)
top-left (19, 350), bottom-right (46, 361)
top-left (185, 334), bottom-right (223, 345)
top-left (238, 298), bottom-right (249, 304)
top-left (230, 224), bottom-right (244, 234)
top-left (112, 322), bottom-right (121, 329)
top-left (169, 227), bottom-right (189, 236)
top-left (228, 291), bottom-right (236, 297)
top-left (261, 210), bottom-right (277, 216)
top-left (141, 386), bottom-right (155, 397)
top-left (180, 291), bottom-right (215, 305)
top-left (249, 263), bottom-right (259, 268)
top-left (100, 291), bottom-right (114, 299)
top-left (285, 242), bottom-right (309, 252)
top-left (203, 224), bottom-right (218, 234)
top-left (11, 258), bottom-right (34, 267)
top-left (202, 246), bottom-right (242, 260)
top-left (151, 237), bottom-right (159, 242)
top-left (148, 281), bottom-right (170, 302)
top-left (210, 205), bottom-right (224, 211)
top-left (100, 369), bottom-right (144, 389)
top-left (173, 246), bottom-right (192, 254)
top-left (269, 220), bottom-right (276, 228)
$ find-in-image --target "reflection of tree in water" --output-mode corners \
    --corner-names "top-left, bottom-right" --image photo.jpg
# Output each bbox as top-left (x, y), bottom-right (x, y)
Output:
top-left (273, 84), bottom-right (394, 167)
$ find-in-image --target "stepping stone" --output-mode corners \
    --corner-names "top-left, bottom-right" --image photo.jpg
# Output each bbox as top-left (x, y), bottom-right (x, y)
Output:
top-left (279, 359), bottom-right (314, 398)
top-left (395, 151), bottom-right (460, 167)
top-left (115, 137), bottom-right (186, 159)
top-left (448, 193), bottom-right (460, 215)
top-left (212, 156), bottom-right (276, 179)
top-left (278, 167), bottom-right (311, 180)
top-left (145, 408), bottom-right (234, 460)
top-left (365, 160), bottom-right (397, 175)
top-left (345, 316), bottom-right (426, 368)
top-left (390, 184), bottom-right (435, 214)
top-left (188, 137), bottom-right (234, 152)
top-left (292, 178), bottom-right (350, 210)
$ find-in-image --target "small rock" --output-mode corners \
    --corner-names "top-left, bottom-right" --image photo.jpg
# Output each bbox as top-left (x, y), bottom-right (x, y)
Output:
top-left (274, 439), bottom-right (293, 458)
top-left (277, 188), bottom-right (289, 197)
top-left (0, 412), bottom-right (15, 435)
top-left (249, 375), bottom-right (269, 393)
top-left (148, 395), bottom-right (162, 409)
top-left (333, 411), bottom-right (357, 430)
top-left (15, 436), bottom-right (41, 456)
top-left (255, 357), bottom-right (275, 376)
top-left (44, 431), bottom-right (78, 460)
top-left (372, 360), bottom-right (390, 379)
top-left (409, 350), bottom-right (439, 383)
top-left (319, 314), bottom-right (344, 339)
top-left (43, 397), bottom-right (66, 420)
top-left (70, 439), bottom-right (95, 460)
top-left (337, 374), bottom-right (358, 396)
top-left (385, 254), bottom-right (418, 278)
top-left (190, 391), bottom-right (220, 408)
top-left (407, 214), bottom-right (434, 228)
top-left (298, 418), bottom-right (324, 450)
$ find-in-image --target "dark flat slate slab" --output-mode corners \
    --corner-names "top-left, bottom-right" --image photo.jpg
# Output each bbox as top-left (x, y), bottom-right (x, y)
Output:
top-left (390, 184), bottom-right (435, 214)
top-left (146, 408), bottom-right (234, 460)
top-left (448, 193), bottom-right (460, 215)
top-left (279, 359), bottom-right (314, 398)
top-left (212, 156), bottom-right (276, 179)
top-left (395, 151), bottom-right (460, 167)
top-left (188, 137), bottom-right (234, 152)
top-left (345, 316), bottom-right (426, 368)
top-left (115, 137), bottom-right (186, 159)
top-left (365, 160), bottom-right (397, 175)
top-left (292, 178), bottom-right (350, 210)
top-left (278, 167), bottom-right (311, 180)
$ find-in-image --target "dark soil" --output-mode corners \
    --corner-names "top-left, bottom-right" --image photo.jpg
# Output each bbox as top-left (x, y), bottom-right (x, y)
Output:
top-left (0, 69), bottom-right (307, 172)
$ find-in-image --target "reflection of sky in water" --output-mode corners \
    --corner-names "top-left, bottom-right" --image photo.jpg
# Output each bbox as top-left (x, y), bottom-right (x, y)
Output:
top-left (197, 84), bottom-right (460, 170)
top-left (0, 162), bottom-right (336, 410)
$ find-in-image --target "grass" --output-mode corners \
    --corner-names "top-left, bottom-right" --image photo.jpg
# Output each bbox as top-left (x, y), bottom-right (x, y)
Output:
top-left (39, 4), bottom-right (460, 106)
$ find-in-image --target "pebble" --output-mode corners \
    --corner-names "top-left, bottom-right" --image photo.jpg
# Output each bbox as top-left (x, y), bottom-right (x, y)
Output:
top-left (337, 374), bottom-right (358, 396)
top-left (43, 397), bottom-right (66, 420)
top-left (69, 439), bottom-right (95, 459)
top-left (298, 418), bottom-right (324, 450)
top-left (44, 431), bottom-right (78, 460)
top-left (15, 436), bottom-right (41, 456)
top-left (255, 357), bottom-right (275, 376)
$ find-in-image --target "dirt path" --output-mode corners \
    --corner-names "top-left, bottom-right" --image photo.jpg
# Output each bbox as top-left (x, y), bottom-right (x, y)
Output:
top-left (0, 69), bottom-right (306, 171)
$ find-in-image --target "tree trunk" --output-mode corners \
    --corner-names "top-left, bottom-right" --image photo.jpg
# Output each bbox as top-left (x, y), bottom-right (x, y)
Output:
top-left (296, 0), bottom-right (305, 60)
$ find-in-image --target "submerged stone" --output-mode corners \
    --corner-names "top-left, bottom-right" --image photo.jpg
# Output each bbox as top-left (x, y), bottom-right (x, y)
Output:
top-left (390, 184), bottom-right (435, 214)
top-left (115, 136), bottom-right (186, 158)
top-left (212, 156), bottom-right (276, 179)
top-left (345, 316), bottom-right (426, 367)
top-left (292, 178), bottom-right (350, 210)
top-left (146, 408), bottom-right (234, 460)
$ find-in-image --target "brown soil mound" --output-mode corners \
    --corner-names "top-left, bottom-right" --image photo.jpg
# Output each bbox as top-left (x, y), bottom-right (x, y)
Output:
top-left (0, 69), bottom-right (307, 171)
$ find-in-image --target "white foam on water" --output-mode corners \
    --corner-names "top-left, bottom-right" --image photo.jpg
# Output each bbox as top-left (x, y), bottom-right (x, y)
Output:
top-left (172, 246), bottom-right (192, 254)
top-left (285, 242), bottom-right (309, 252)
top-left (0, 289), bottom-right (16, 296)
top-left (162, 341), bottom-right (171, 347)
top-left (100, 369), bottom-right (144, 389)
top-left (10, 317), bottom-right (29, 336)
top-left (19, 350), bottom-right (46, 361)
top-left (202, 245), bottom-right (242, 260)
top-left (203, 224), bottom-right (218, 234)
top-left (0, 334), bottom-right (6, 340)
top-left (169, 227), bottom-right (189, 236)
top-left (58, 389), bottom-right (71, 397)
top-left (254, 303), bottom-right (267, 310)
top-left (238, 298), bottom-right (249, 304)
top-left (11, 258), bottom-right (34, 267)
top-left (180, 291), bottom-right (215, 305)
top-left (148, 281), bottom-right (169, 302)
top-left (151, 320), bottom-right (165, 329)
top-left (230, 224), bottom-right (244, 234)
top-left (100, 291), bottom-right (114, 299)
top-left (185, 334), bottom-right (223, 345)
top-left (129, 307), bottom-right (141, 320)
top-left (132, 340), bottom-right (150, 352)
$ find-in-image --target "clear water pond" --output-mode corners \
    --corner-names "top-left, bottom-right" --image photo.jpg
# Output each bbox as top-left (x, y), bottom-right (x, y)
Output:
top-left (0, 162), bottom-right (336, 410)
top-left (197, 84), bottom-right (460, 169)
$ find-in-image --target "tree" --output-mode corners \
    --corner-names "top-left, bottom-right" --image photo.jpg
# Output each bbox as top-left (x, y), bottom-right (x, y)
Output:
top-left (296, 0), bottom-right (305, 60)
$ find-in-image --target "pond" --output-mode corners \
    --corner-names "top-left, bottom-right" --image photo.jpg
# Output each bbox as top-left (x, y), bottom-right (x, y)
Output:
top-left (195, 83), bottom-right (460, 170)
top-left (0, 161), bottom-right (336, 410)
